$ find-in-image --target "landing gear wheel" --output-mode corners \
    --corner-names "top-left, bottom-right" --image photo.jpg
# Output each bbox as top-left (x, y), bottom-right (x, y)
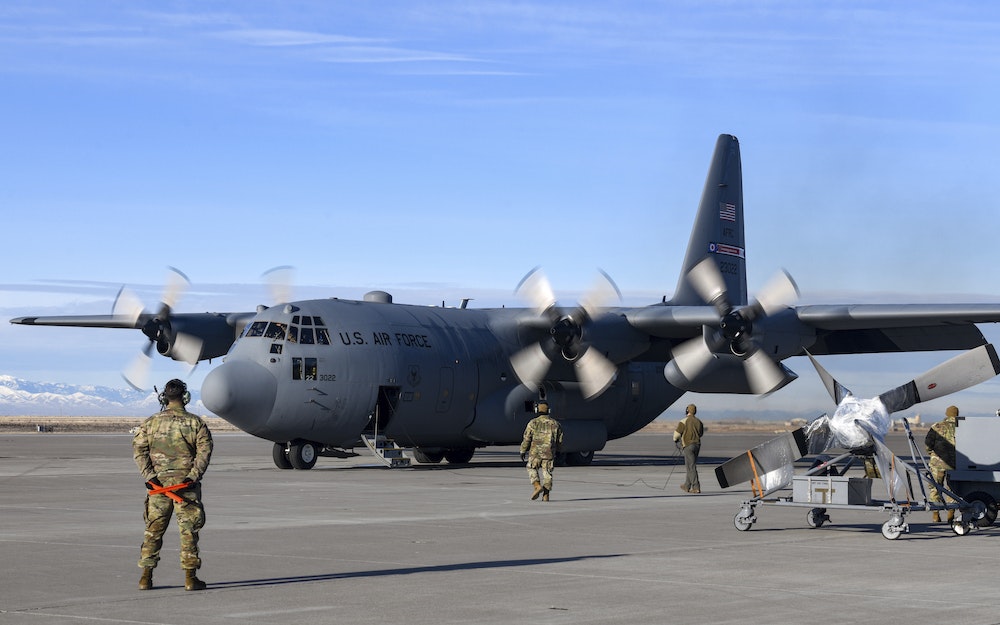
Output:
top-left (444, 448), bottom-right (475, 464)
top-left (963, 491), bottom-right (998, 527)
top-left (881, 519), bottom-right (903, 540)
top-left (806, 508), bottom-right (829, 528)
top-left (272, 442), bottom-right (293, 470)
top-left (952, 516), bottom-right (973, 536)
top-left (413, 448), bottom-right (445, 464)
top-left (289, 440), bottom-right (318, 470)
top-left (564, 450), bottom-right (596, 466)
top-left (734, 510), bottom-right (754, 531)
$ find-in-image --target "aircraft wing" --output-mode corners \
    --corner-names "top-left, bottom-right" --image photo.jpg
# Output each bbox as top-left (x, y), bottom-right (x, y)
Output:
top-left (795, 304), bottom-right (1000, 354)
top-left (626, 303), bottom-right (1000, 353)
top-left (11, 314), bottom-right (148, 329)
top-left (10, 312), bottom-right (255, 361)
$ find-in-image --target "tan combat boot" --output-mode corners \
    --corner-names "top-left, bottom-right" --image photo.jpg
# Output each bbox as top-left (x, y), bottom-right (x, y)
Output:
top-left (184, 569), bottom-right (207, 591)
top-left (947, 509), bottom-right (955, 523)
top-left (542, 488), bottom-right (550, 501)
top-left (531, 481), bottom-right (543, 500)
top-left (139, 567), bottom-right (153, 590)
top-left (932, 511), bottom-right (941, 523)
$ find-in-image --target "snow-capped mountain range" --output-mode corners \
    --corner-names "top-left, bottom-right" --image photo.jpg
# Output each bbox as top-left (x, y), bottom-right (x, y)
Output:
top-left (0, 375), bottom-right (206, 416)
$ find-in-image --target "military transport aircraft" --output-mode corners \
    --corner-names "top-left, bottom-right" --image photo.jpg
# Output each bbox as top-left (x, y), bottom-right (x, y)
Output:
top-left (12, 134), bottom-right (1000, 470)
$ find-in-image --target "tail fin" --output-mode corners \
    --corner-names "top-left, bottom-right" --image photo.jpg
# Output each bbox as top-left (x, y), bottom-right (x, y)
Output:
top-left (670, 134), bottom-right (747, 306)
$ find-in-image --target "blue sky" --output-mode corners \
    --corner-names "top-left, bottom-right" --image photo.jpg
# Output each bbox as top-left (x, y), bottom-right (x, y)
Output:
top-left (2, 1), bottom-right (1000, 420)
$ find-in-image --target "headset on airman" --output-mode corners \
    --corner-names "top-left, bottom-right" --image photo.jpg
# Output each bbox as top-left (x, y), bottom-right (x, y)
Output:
top-left (157, 378), bottom-right (191, 408)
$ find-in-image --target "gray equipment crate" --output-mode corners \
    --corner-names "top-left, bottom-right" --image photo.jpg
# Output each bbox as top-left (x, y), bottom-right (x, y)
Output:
top-left (792, 475), bottom-right (872, 506)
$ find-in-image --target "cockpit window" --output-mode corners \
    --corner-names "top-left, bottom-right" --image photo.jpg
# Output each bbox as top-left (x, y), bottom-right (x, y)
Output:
top-left (245, 321), bottom-right (268, 337)
top-left (316, 328), bottom-right (331, 345)
top-left (264, 322), bottom-right (287, 340)
top-left (312, 316), bottom-right (325, 326)
top-left (301, 316), bottom-right (313, 326)
top-left (287, 326), bottom-right (298, 343)
top-left (300, 328), bottom-right (315, 344)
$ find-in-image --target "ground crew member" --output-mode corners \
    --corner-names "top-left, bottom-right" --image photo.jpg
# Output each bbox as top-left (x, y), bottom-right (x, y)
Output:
top-left (925, 405), bottom-right (959, 523)
top-left (133, 379), bottom-right (213, 591)
top-left (674, 403), bottom-right (705, 494)
top-left (520, 401), bottom-right (563, 501)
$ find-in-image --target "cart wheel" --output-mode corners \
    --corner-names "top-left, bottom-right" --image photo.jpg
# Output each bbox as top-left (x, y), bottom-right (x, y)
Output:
top-left (734, 511), bottom-right (754, 531)
top-left (881, 520), bottom-right (903, 540)
top-left (963, 491), bottom-right (998, 527)
top-left (806, 508), bottom-right (829, 528)
top-left (952, 520), bottom-right (972, 536)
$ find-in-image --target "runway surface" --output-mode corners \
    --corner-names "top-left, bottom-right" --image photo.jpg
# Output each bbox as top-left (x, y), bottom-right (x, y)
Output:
top-left (1, 430), bottom-right (998, 625)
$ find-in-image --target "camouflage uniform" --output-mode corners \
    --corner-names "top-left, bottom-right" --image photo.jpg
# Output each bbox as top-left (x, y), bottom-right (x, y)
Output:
top-left (925, 406), bottom-right (958, 513)
top-left (133, 401), bottom-right (213, 571)
top-left (673, 404), bottom-right (705, 493)
top-left (520, 410), bottom-right (563, 496)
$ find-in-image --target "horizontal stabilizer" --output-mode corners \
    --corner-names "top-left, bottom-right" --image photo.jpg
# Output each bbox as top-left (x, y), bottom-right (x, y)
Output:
top-left (715, 427), bottom-right (808, 489)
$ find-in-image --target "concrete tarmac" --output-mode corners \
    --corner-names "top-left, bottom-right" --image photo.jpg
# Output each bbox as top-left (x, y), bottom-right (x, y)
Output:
top-left (1, 430), bottom-right (998, 625)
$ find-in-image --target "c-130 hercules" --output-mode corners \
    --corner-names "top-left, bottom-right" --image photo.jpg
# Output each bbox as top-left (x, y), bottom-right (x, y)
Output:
top-left (13, 134), bottom-right (1000, 469)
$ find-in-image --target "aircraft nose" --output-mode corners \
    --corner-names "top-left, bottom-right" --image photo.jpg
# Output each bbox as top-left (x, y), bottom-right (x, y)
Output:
top-left (202, 360), bottom-right (277, 436)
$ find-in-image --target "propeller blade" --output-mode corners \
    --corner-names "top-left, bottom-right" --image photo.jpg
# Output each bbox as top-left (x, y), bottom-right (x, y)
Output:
top-left (112, 286), bottom-right (146, 326)
top-left (664, 336), bottom-right (717, 388)
top-left (754, 269), bottom-right (799, 317)
top-left (161, 266), bottom-right (190, 310)
top-left (171, 332), bottom-right (205, 366)
top-left (574, 348), bottom-right (617, 399)
top-left (806, 351), bottom-right (854, 404)
top-left (743, 349), bottom-right (789, 395)
top-left (123, 341), bottom-right (155, 390)
top-left (879, 343), bottom-right (1000, 413)
top-left (515, 267), bottom-right (557, 315)
top-left (687, 257), bottom-right (729, 314)
top-left (510, 342), bottom-right (551, 390)
top-left (578, 269), bottom-right (622, 319)
top-left (262, 265), bottom-right (295, 304)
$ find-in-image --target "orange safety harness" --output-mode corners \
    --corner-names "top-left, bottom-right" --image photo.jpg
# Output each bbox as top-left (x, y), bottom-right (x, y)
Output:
top-left (145, 481), bottom-right (189, 503)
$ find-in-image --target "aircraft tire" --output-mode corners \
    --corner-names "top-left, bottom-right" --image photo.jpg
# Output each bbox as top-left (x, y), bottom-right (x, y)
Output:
top-left (413, 448), bottom-right (445, 464)
top-left (289, 440), bottom-right (318, 470)
top-left (272, 442), bottom-right (293, 470)
top-left (443, 448), bottom-right (475, 464)
top-left (564, 450), bottom-right (595, 466)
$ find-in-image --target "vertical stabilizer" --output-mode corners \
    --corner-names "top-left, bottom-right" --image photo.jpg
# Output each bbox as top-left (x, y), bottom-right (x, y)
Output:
top-left (671, 134), bottom-right (747, 306)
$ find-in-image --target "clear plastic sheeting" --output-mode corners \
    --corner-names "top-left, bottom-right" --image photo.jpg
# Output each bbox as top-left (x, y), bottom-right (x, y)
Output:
top-left (805, 396), bottom-right (891, 453)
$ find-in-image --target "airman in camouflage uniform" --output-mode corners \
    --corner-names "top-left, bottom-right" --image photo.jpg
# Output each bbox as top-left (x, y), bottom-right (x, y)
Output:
top-left (925, 405), bottom-right (958, 523)
top-left (133, 379), bottom-right (213, 591)
top-left (520, 401), bottom-right (563, 501)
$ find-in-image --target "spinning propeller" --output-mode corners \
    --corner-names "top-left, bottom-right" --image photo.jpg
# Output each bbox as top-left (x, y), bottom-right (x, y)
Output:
top-left (664, 257), bottom-right (799, 395)
top-left (114, 267), bottom-right (204, 390)
top-left (510, 268), bottom-right (621, 399)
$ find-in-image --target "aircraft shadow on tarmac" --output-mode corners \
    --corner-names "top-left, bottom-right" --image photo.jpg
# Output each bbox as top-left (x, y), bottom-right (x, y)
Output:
top-left (207, 554), bottom-right (621, 589)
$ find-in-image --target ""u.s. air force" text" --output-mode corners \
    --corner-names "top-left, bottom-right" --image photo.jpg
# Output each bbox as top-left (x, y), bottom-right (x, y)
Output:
top-left (338, 331), bottom-right (432, 348)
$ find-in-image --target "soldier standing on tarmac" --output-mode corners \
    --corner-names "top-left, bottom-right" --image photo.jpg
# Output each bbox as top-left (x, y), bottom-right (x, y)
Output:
top-left (520, 401), bottom-right (563, 501)
top-left (133, 379), bottom-right (214, 591)
top-left (925, 405), bottom-right (959, 523)
top-left (673, 403), bottom-right (705, 494)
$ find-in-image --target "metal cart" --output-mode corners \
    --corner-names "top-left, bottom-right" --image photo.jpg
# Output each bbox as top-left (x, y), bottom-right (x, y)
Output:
top-left (730, 419), bottom-right (988, 539)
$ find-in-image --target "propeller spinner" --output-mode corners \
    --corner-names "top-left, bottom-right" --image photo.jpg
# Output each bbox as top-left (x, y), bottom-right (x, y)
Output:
top-left (510, 268), bottom-right (621, 399)
top-left (664, 257), bottom-right (799, 395)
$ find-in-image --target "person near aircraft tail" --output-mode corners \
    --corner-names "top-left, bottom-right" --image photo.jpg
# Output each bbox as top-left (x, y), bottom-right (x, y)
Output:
top-left (520, 401), bottom-right (563, 501)
top-left (133, 379), bottom-right (214, 591)
top-left (674, 404), bottom-right (705, 493)
top-left (925, 405), bottom-right (959, 523)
